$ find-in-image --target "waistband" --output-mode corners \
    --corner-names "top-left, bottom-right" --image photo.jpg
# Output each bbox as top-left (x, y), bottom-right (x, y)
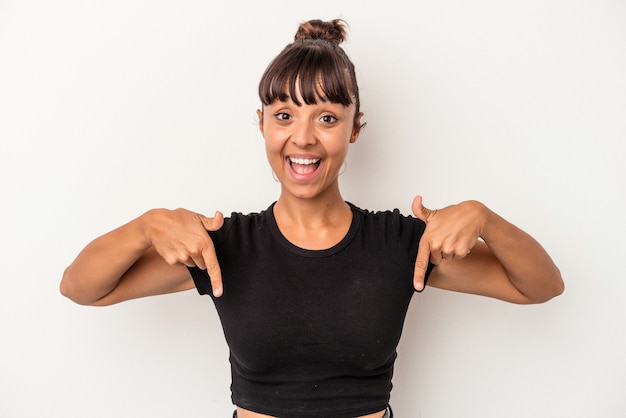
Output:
top-left (232, 406), bottom-right (393, 418)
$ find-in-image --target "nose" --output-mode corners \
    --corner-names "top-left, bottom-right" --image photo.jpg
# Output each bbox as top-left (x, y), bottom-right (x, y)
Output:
top-left (291, 119), bottom-right (316, 147)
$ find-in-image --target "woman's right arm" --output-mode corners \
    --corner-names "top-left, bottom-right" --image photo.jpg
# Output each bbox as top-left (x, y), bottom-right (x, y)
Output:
top-left (60, 208), bottom-right (224, 306)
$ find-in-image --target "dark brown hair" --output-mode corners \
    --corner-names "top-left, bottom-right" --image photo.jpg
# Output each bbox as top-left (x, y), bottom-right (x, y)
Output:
top-left (258, 19), bottom-right (361, 116)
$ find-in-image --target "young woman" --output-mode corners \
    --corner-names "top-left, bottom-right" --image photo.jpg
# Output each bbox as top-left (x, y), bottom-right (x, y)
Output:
top-left (60, 19), bottom-right (563, 418)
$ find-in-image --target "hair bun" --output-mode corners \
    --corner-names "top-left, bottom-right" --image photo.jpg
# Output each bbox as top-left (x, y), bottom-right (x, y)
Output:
top-left (294, 19), bottom-right (347, 45)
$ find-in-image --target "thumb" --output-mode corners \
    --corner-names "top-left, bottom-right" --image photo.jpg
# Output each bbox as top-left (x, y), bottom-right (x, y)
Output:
top-left (412, 195), bottom-right (437, 223)
top-left (200, 211), bottom-right (224, 231)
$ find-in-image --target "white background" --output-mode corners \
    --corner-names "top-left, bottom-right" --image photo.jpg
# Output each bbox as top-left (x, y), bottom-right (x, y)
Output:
top-left (1, 0), bottom-right (625, 417)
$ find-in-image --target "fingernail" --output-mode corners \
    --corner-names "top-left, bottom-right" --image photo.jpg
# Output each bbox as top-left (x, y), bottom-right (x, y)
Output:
top-left (213, 287), bottom-right (222, 297)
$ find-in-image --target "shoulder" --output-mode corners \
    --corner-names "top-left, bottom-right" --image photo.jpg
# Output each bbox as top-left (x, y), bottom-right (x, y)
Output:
top-left (348, 203), bottom-right (427, 255)
top-left (348, 203), bottom-right (426, 232)
top-left (210, 204), bottom-right (275, 243)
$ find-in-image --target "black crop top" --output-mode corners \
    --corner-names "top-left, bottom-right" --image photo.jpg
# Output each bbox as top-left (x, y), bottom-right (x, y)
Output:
top-left (188, 203), bottom-right (432, 418)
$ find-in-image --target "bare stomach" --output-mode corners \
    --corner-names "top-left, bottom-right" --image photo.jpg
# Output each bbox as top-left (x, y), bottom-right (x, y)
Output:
top-left (236, 407), bottom-right (386, 418)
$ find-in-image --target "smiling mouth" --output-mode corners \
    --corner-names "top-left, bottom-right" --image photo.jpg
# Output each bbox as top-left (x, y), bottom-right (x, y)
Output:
top-left (288, 156), bottom-right (321, 175)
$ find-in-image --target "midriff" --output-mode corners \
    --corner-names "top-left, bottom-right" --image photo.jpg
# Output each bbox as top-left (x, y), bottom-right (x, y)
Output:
top-left (236, 406), bottom-right (386, 418)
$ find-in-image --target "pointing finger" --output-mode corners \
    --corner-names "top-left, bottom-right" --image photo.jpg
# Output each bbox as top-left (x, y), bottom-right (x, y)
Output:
top-left (202, 240), bottom-right (223, 297)
top-left (198, 211), bottom-right (224, 297)
top-left (413, 236), bottom-right (431, 291)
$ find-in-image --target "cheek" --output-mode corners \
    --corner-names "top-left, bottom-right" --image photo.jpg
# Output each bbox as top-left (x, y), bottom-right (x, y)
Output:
top-left (328, 131), bottom-right (353, 156)
top-left (264, 134), bottom-right (285, 163)
top-left (264, 132), bottom-right (279, 149)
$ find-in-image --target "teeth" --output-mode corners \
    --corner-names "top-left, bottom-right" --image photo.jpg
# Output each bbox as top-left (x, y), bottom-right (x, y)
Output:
top-left (289, 157), bottom-right (320, 165)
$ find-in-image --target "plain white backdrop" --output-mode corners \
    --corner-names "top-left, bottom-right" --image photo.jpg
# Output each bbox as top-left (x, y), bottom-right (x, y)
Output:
top-left (1, 0), bottom-right (625, 417)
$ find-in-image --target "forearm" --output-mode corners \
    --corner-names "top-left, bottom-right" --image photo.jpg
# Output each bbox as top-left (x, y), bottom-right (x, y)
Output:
top-left (60, 213), bottom-right (151, 305)
top-left (481, 205), bottom-right (564, 303)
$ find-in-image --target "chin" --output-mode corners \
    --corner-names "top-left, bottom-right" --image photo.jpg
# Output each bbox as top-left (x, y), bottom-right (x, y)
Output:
top-left (282, 185), bottom-right (323, 200)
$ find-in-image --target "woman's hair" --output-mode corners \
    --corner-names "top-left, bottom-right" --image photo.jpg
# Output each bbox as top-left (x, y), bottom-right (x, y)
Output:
top-left (258, 19), bottom-right (361, 116)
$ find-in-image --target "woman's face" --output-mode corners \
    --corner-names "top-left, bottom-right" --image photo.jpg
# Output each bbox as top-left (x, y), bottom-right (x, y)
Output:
top-left (258, 94), bottom-right (362, 201)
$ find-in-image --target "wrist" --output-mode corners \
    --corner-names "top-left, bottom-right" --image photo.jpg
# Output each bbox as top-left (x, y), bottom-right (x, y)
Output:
top-left (137, 208), bottom-right (165, 248)
top-left (475, 202), bottom-right (509, 244)
top-left (461, 200), bottom-right (490, 237)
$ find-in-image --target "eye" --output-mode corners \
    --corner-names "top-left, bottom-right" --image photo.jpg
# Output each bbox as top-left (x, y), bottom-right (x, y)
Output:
top-left (275, 112), bottom-right (291, 121)
top-left (320, 114), bottom-right (337, 123)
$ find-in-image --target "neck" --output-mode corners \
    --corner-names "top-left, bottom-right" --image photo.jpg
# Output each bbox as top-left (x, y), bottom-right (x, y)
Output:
top-left (274, 187), bottom-right (348, 227)
top-left (273, 189), bottom-right (352, 250)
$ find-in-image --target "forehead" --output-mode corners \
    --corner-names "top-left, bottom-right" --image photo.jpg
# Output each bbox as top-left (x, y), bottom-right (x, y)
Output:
top-left (268, 75), bottom-right (354, 107)
top-left (264, 98), bottom-right (354, 114)
top-left (285, 76), bottom-right (329, 103)
top-left (260, 55), bottom-right (355, 108)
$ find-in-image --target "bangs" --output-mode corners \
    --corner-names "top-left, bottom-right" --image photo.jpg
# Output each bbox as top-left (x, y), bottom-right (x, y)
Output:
top-left (259, 41), bottom-right (355, 107)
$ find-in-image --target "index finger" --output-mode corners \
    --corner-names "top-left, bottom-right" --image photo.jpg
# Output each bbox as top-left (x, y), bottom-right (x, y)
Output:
top-left (202, 241), bottom-right (223, 297)
top-left (413, 236), bottom-right (431, 292)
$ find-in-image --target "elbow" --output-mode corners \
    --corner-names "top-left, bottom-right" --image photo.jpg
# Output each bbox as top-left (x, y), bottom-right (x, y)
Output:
top-left (527, 285), bottom-right (564, 304)
top-left (542, 266), bottom-right (565, 302)
top-left (521, 269), bottom-right (565, 304)
top-left (59, 269), bottom-right (85, 305)
top-left (59, 267), bottom-right (76, 301)
top-left (552, 271), bottom-right (565, 299)
top-left (59, 267), bottom-right (102, 306)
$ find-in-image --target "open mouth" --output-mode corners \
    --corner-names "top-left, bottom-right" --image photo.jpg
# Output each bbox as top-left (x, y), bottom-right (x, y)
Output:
top-left (288, 156), bottom-right (321, 175)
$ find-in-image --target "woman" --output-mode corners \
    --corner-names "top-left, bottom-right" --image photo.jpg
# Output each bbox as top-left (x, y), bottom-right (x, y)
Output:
top-left (60, 19), bottom-right (563, 418)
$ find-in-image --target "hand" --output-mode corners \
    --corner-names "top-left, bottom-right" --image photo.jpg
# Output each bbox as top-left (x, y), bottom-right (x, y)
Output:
top-left (144, 208), bottom-right (225, 297)
top-left (411, 196), bottom-right (484, 291)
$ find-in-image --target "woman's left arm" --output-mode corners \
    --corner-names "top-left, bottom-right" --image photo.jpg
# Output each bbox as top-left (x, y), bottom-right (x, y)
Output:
top-left (412, 196), bottom-right (564, 304)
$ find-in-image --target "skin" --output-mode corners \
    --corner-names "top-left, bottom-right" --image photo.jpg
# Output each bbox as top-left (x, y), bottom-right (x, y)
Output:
top-left (60, 92), bottom-right (564, 418)
top-left (257, 95), bottom-right (362, 250)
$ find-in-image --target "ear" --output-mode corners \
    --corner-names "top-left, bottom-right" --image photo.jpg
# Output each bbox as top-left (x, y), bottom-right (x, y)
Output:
top-left (256, 109), bottom-right (264, 135)
top-left (350, 112), bottom-right (364, 143)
